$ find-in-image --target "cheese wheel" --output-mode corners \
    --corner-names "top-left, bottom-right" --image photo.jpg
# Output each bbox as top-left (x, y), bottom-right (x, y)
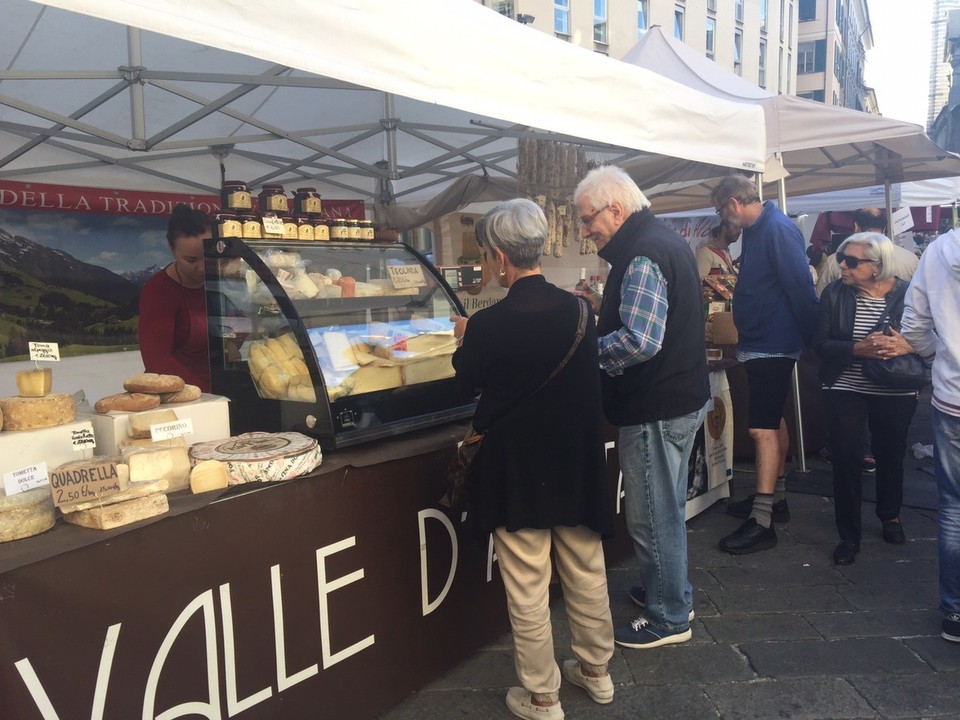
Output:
top-left (16, 368), bottom-right (53, 397)
top-left (127, 409), bottom-right (179, 439)
top-left (0, 487), bottom-right (55, 543)
top-left (0, 393), bottom-right (76, 431)
top-left (123, 373), bottom-right (185, 394)
top-left (95, 392), bottom-right (161, 414)
top-left (189, 432), bottom-right (322, 484)
top-left (62, 493), bottom-right (169, 530)
top-left (190, 460), bottom-right (230, 494)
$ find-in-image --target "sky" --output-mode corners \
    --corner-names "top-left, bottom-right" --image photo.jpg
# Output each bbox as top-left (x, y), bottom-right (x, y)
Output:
top-left (865, 0), bottom-right (936, 126)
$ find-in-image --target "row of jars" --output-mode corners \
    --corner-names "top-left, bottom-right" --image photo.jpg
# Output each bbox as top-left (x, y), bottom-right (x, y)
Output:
top-left (216, 212), bottom-right (375, 241)
top-left (222, 181), bottom-right (324, 217)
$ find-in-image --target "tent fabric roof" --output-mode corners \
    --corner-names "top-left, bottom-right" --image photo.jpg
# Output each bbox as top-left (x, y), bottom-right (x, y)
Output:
top-left (3, 0), bottom-right (764, 218)
top-left (622, 26), bottom-right (960, 213)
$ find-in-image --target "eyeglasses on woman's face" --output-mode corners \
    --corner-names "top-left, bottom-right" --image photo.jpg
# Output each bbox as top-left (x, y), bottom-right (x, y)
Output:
top-left (836, 251), bottom-right (878, 270)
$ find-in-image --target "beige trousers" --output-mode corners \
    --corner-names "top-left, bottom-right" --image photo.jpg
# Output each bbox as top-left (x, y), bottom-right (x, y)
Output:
top-left (493, 525), bottom-right (614, 700)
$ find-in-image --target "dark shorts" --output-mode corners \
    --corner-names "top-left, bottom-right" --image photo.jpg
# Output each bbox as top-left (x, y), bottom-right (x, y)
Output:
top-left (744, 357), bottom-right (797, 430)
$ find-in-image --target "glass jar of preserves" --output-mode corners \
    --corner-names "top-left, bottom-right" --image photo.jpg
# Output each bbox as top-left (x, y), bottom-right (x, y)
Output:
top-left (281, 215), bottom-right (299, 240)
top-left (360, 219), bottom-right (376, 241)
top-left (295, 215), bottom-right (315, 241)
top-left (240, 214), bottom-right (262, 239)
top-left (215, 211), bottom-right (242, 239)
top-left (347, 218), bottom-right (362, 240)
top-left (329, 218), bottom-right (349, 241)
top-left (221, 181), bottom-right (252, 211)
top-left (258, 184), bottom-right (289, 213)
top-left (313, 218), bottom-right (330, 241)
top-left (293, 187), bottom-right (323, 216)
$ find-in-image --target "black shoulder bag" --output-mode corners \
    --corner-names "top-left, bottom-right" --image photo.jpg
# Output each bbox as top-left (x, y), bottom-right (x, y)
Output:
top-left (860, 310), bottom-right (931, 391)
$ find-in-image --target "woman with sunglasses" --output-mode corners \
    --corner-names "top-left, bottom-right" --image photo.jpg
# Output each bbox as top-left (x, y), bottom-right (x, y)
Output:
top-left (814, 231), bottom-right (919, 565)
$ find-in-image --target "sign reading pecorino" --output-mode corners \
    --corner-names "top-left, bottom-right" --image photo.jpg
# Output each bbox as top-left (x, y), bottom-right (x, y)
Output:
top-left (0, 180), bottom-right (365, 218)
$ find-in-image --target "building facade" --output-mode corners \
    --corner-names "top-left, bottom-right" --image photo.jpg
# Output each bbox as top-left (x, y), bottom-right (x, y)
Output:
top-left (477, 1), bottom-right (798, 95)
top-left (795, 0), bottom-right (874, 110)
top-left (928, 0), bottom-right (960, 129)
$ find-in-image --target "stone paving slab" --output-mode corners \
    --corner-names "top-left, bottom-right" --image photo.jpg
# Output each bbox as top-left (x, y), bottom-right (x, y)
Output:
top-left (704, 677), bottom-right (880, 720)
top-left (707, 583), bottom-right (856, 615)
top-left (850, 671), bottom-right (960, 718)
top-left (699, 611), bottom-right (823, 643)
top-left (740, 637), bottom-right (932, 678)
top-left (619, 642), bottom-right (756, 685)
top-left (803, 608), bottom-right (943, 639)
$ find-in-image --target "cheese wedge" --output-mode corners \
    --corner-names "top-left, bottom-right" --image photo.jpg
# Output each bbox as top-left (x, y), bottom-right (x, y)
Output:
top-left (127, 408), bottom-right (179, 440)
top-left (16, 368), bottom-right (53, 397)
top-left (190, 460), bottom-right (230, 494)
top-left (127, 446), bottom-right (191, 492)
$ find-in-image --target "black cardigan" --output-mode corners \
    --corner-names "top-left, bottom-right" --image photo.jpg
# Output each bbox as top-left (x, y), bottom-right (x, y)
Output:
top-left (453, 275), bottom-right (612, 541)
top-left (813, 278), bottom-right (909, 386)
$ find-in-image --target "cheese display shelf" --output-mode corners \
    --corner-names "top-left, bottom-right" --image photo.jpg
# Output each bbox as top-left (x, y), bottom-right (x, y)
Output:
top-left (205, 238), bottom-right (476, 449)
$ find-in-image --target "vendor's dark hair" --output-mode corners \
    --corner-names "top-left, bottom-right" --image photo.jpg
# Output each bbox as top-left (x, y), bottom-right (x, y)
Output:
top-left (853, 207), bottom-right (886, 233)
top-left (167, 204), bottom-right (211, 248)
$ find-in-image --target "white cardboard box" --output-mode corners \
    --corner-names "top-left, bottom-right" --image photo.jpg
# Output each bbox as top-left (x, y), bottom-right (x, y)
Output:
top-left (78, 394), bottom-right (231, 456)
top-left (0, 419), bottom-right (95, 479)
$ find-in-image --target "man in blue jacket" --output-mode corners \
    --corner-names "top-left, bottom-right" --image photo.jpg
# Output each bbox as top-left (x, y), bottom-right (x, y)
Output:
top-left (711, 175), bottom-right (819, 554)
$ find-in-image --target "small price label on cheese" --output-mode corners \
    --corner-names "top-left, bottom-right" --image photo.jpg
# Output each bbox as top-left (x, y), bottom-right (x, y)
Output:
top-left (262, 215), bottom-right (284, 236)
top-left (3, 463), bottom-right (49, 496)
top-left (387, 264), bottom-right (427, 289)
top-left (28, 342), bottom-right (60, 362)
top-left (70, 422), bottom-right (97, 451)
top-left (48, 460), bottom-right (123, 508)
top-left (151, 418), bottom-right (194, 442)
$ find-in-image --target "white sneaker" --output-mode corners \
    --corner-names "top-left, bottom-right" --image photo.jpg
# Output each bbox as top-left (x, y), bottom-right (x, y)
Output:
top-left (505, 687), bottom-right (564, 720)
top-left (561, 659), bottom-right (614, 704)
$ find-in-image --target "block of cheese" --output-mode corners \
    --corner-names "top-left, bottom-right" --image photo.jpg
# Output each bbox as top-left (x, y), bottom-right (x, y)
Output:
top-left (16, 368), bottom-right (53, 397)
top-left (127, 446), bottom-right (191, 492)
top-left (127, 409), bottom-right (179, 440)
top-left (190, 460), bottom-right (230, 494)
top-left (62, 492), bottom-right (169, 530)
top-left (402, 356), bottom-right (456, 386)
top-left (58, 476), bottom-right (170, 514)
top-left (0, 487), bottom-right (55, 543)
top-left (189, 432), bottom-right (322, 484)
top-left (347, 365), bottom-right (402, 394)
top-left (119, 436), bottom-right (187, 453)
top-left (0, 393), bottom-right (76, 431)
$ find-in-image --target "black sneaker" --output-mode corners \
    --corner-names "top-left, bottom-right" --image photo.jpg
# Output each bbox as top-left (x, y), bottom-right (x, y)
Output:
top-left (943, 613), bottom-right (960, 643)
top-left (726, 494), bottom-right (790, 523)
top-left (719, 518), bottom-right (777, 555)
top-left (628, 586), bottom-right (695, 621)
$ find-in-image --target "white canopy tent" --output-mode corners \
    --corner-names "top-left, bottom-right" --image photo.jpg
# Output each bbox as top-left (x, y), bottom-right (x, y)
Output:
top-left (2, 0), bottom-right (765, 228)
top-left (621, 27), bottom-right (960, 215)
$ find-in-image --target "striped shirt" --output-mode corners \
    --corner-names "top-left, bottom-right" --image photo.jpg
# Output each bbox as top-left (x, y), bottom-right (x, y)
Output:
top-left (825, 294), bottom-right (915, 396)
top-left (598, 256), bottom-right (667, 376)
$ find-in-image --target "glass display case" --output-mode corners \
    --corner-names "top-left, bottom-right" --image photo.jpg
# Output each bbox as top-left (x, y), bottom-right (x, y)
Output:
top-left (204, 238), bottom-right (476, 449)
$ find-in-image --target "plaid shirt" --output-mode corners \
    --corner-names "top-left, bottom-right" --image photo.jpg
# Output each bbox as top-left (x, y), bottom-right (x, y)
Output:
top-left (599, 256), bottom-right (668, 376)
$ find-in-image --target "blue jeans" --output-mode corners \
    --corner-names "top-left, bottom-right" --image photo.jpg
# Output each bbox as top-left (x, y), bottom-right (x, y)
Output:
top-left (933, 408), bottom-right (960, 616)
top-left (619, 406), bottom-right (706, 632)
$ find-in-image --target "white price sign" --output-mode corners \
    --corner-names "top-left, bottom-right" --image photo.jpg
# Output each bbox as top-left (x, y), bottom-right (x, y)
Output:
top-left (891, 207), bottom-right (915, 237)
top-left (3, 463), bottom-right (49, 496)
top-left (29, 342), bottom-right (60, 362)
top-left (262, 215), bottom-right (284, 236)
top-left (151, 417), bottom-right (194, 442)
top-left (387, 264), bottom-right (427, 289)
top-left (70, 422), bottom-right (97, 451)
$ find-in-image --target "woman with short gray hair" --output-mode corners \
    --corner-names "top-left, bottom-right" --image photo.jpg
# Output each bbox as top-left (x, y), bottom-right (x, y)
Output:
top-left (451, 198), bottom-right (615, 719)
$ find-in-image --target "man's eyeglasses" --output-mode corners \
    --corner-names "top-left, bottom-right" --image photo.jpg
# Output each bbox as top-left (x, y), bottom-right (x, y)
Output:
top-left (836, 252), bottom-right (878, 270)
top-left (580, 205), bottom-right (609, 227)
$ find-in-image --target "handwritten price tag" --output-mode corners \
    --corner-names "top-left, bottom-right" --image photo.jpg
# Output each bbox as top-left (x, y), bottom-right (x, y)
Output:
top-left (70, 422), bottom-right (97, 451)
top-left (2, 463), bottom-right (49, 496)
top-left (29, 342), bottom-right (60, 362)
top-left (151, 418), bottom-right (194, 442)
top-left (262, 215), bottom-right (284, 236)
top-left (387, 264), bottom-right (427, 289)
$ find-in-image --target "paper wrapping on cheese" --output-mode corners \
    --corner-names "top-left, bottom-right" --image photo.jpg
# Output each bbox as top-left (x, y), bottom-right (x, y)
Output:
top-left (0, 487), bottom-right (55, 543)
top-left (62, 492), bottom-right (169, 530)
top-left (189, 432), bottom-right (322, 484)
top-left (0, 393), bottom-right (76, 431)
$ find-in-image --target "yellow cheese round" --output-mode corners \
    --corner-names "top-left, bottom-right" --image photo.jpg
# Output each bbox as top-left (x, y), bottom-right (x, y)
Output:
top-left (0, 393), bottom-right (76, 431)
top-left (0, 487), bottom-right (55, 542)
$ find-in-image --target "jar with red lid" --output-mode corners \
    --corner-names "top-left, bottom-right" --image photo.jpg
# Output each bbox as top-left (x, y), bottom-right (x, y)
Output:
top-left (258, 184), bottom-right (289, 213)
top-left (329, 218), bottom-right (349, 241)
top-left (240, 214), bottom-right (262, 239)
top-left (215, 212), bottom-right (242, 239)
top-left (295, 215), bottom-right (315, 241)
top-left (222, 181), bottom-right (252, 211)
top-left (313, 218), bottom-right (330, 241)
top-left (293, 188), bottom-right (322, 216)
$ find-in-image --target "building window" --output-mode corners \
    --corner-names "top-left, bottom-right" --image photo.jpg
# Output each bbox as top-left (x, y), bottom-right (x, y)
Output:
top-left (555, 0), bottom-right (569, 35)
top-left (798, 41), bottom-right (815, 73)
top-left (493, 0), bottom-right (514, 18)
top-left (707, 0), bottom-right (716, 10)
top-left (594, 0), bottom-right (608, 44)
top-left (735, 0), bottom-right (744, 23)
top-left (780, 0), bottom-right (786, 41)
top-left (637, 0), bottom-right (648, 38)
top-left (798, 0), bottom-right (815, 21)
top-left (789, 1), bottom-right (794, 41)
top-left (787, 52), bottom-right (792, 92)
top-left (778, 46), bottom-right (784, 93)
top-left (760, 0), bottom-right (768, 31)
top-left (734, 30), bottom-right (743, 75)
top-left (834, 40), bottom-right (843, 81)
top-left (759, 39), bottom-right (767, 87)
top-left (706, 17), bottom-right (716, 59)
top-left (674, 5), bottom-right (684, 40)
top-left (798, 89), bottom-right (825, 103)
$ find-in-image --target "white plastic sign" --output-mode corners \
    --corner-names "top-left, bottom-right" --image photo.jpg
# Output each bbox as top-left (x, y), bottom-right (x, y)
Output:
top-left (3, 463), bottom-right (49, 496)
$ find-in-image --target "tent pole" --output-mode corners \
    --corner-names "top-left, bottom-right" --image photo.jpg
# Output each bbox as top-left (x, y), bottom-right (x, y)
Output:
top-left (126, 27), bottom-right (146, 147)
top-left (885, 180), bottom-right (894, 237)
top-left (777, 167), bottom-right (808, 474)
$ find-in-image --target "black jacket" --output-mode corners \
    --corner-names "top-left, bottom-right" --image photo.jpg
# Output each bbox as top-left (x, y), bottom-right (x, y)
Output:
top-left (453, 275), bottom-right (612, 541)
top-left (597, 209), bottom-right (709, 425)
top-left (814, 278), bottom-right (909, 386)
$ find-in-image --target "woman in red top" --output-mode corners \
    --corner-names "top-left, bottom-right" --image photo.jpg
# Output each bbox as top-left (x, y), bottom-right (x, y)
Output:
top-left (138, 205), bottom-right (212, 391)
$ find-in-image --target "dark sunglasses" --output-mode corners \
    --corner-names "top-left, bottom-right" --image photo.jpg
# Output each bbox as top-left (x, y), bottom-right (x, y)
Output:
top-left (836, 252), bottom-right (877, 270)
